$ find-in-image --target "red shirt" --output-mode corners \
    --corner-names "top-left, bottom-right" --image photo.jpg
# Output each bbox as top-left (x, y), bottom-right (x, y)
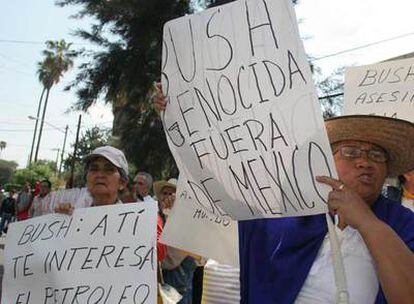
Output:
top-left (157, 214), bottom-right (167, 261)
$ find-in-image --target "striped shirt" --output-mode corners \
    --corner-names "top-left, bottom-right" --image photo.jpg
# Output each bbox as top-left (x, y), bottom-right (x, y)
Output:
top-left (202, 260), bottom-right (240, 304)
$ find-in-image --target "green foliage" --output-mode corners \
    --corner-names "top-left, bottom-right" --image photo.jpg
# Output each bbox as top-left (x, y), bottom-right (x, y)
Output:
top-left (314, 67), bottom-right (345, 118)
top-left (37, 40), bottom-right (77, 89)
top-left (0, 159), bottom-right (18, 186)
top-left (63, 126), bottom-right (110, 169)
top-left (56, 0), bottom-right (192, 110)
top-left (4, 183), bottom-right (21, 192)
top-left (11, 160), bottom-right (56, 188)
top-left (56, 0), bottom-right (192, 179)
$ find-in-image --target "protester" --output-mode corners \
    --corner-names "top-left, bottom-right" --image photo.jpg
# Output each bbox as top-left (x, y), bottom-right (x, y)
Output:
top-left (119, 179), bottom-right (136, 203)
top-left (0, 186), bottom-right (5, 205)
top-left (154, 178), bottom-right (177, 217)
top-left (54, 146), bottom-right (167, 262)
top-left (30, 179), bottom-right (52, 217)
top-left (133, 171), bottom-right (156, 203)
top-left (33, 180), bottom-right (41, 197)
top-left (239, 115), bottom-right (414, 303)
top-left (16, 181), bottom-right (32, 221)
top-left (0, 189), bottom-right (16, 236)
top-left (154, 178), bottom-right (199, 304)
top-left (385, 170), bottom-right (414, 212)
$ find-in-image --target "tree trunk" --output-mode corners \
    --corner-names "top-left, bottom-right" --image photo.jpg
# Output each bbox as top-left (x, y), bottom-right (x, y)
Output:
top-left (34, 86), bottom-right (51, 162)
top-left (29, 87), bottom-right (46, 164)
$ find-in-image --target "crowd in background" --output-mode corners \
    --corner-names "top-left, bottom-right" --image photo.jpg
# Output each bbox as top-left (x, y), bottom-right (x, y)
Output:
top-left (1, 136), bottom-right (413, 303)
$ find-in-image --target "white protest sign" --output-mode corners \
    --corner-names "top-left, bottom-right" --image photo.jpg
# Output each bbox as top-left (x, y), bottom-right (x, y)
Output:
top-left (161, 0), bottom-right (335, 220)
top-left (161, 176), bottom-right (239, 267)
top-left (343, 57), bottom-right (414, 121)
top-left (2, 202), bottom-right (157, 304)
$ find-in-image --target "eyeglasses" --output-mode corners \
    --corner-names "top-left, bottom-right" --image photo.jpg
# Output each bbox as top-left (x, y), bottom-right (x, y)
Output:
top-left (335, 146), bottom-right (388, 163)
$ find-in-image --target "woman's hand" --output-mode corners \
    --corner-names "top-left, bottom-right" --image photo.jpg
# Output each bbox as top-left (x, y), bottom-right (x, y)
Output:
top-left (316, 176), bottom-right (378, 230)
top-left (152, 82), bottom-right (167, 113)
top-left (54, 203), bottom-right (74, 215)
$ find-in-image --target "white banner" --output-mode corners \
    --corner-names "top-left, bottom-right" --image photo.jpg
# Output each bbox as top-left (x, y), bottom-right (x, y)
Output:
top-left (343, 57), bottom-right (414, 122)
top-left (161, 177), bottom-right (239, 267)
top-left (2, 202), bottom-right (157, 304)
top-left (161, 0), bottom-right (335, 220)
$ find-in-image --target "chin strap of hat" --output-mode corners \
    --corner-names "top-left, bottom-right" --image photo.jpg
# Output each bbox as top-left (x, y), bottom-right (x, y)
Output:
top-left (325, 214), bottom-right (350, 304)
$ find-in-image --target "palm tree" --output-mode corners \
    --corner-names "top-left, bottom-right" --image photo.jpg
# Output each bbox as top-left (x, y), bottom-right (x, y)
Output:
top-left (0, 141), bottom-right (6, 158)
top-left (29, 79), bottom-right (46, 164)
top-left (34, 40), bottom-right (77, 162)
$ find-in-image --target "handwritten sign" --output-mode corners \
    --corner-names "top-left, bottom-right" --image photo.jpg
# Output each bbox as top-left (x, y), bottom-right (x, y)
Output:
top-left (2, 202), bottom-right (157, 304)
top-left (343, 57), bottom-right (414, 121)
top-left (161, 176), bottom-right (239, 267)
top-left (161, 0), bottom-right (335, 220)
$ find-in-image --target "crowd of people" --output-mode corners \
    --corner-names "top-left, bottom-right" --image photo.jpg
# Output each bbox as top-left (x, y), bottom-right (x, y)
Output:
top-left (0, 179), bottom-right (51, 235)
top-left (1, 109), bottom-right (414, 304)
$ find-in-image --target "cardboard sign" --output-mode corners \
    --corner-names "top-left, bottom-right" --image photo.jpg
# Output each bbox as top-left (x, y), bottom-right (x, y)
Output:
top-left (343, 57), bottom-right (414, 122)
top-left (2, 202), bottom-right (157, 304)
top-left (161, 176), bottom-right (239, 267)
top-left (161, 0), bottom-right (335, 220)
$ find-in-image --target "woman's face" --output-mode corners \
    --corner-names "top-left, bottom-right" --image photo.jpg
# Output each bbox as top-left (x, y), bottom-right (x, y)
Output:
top-left (86, 157), bottom-right (126, 204)
top-left (333, 140), bottom-right (387, 205)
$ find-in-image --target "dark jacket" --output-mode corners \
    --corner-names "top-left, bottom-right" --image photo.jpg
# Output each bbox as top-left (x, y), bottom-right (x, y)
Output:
top-left (1, 197), bottom-right (16, 216)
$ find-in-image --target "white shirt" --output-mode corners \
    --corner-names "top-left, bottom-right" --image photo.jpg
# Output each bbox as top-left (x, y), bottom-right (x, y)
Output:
top-left (295, 226), bottom-right (379, 304)
top-left (401, 197), bottom-right (414, 212)
top-left (202, 259), bottom-right (240, 304)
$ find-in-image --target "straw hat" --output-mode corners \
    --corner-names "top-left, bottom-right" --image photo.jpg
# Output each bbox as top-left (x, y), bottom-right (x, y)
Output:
top-left (153, 178), bottom-right (178, 200)
top-left (325, 115), bottom-right (414, 177)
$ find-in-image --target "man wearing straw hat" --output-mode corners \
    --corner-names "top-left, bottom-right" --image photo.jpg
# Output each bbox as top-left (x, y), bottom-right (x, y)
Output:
top-left (239, 115), bottom-right (414, 304)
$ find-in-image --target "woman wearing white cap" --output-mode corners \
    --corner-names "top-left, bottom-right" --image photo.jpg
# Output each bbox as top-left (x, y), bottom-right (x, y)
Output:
top-left (56, 146), bottom-right (128, 211)
top-left (55, 146), bottom-right (167, 261)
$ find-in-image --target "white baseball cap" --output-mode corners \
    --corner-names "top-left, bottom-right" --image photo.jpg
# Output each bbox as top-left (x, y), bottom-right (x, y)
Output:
top-left (84, 146), bottom-right (129, 180)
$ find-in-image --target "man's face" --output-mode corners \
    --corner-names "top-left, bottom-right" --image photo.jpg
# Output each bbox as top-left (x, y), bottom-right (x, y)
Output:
top-left (135, 175), bottom-right (148, 197)
top-left (333, 140), bottom-right (388, 205)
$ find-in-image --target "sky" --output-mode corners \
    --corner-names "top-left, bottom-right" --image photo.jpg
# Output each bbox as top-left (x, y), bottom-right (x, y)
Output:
top-left (0, 1), bottom-right (113, 168)
top-left (0, 0), bottom-right (413, 168)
